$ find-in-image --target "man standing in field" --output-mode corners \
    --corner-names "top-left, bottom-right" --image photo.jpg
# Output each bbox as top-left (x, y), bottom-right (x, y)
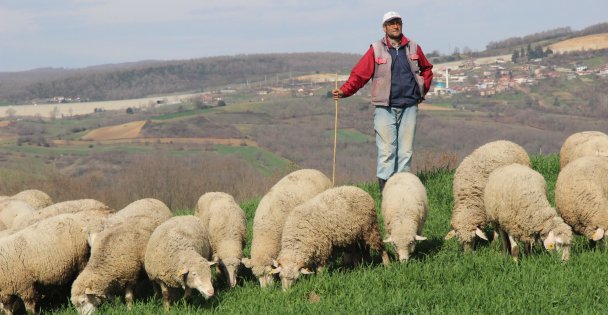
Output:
top-left (333, 11), bottom-right (433, 192)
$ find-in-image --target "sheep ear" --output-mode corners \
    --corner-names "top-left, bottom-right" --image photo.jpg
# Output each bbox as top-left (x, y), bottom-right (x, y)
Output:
top-left (475, 228), bottom-right (488, 241)
top-left (85, 288), bottom-right (94, 295)
top-left (87, 233), bottom-right (97, 247)
top-left (592, 228), bottom-right (605, 241)
top-left (299, 268), bottom-right (314, 275)
top-left (544, 231), bottom-right (555, 250)
top-left (270, 266), bottom-right (281, 274)
top-left (444, 230), bottom-right (456, 240)
top-left (208, 261), bottom-right (216, 267)
top-left (179, 267), bottom-right (189, 276)
top-left (415, 235), bottom-right (427, 241)
top-left (272, 259), bottom-right (280, 268)
top-left (241, 258), bottom-right (252, 269)
top-left (383, 236), bottom-right (393, 243)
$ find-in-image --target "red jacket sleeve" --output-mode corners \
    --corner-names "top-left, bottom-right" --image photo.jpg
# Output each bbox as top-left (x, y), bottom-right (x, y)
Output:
top-left (339, 46), bottom-right (375, 97)
top-left (416, 45), bottom-right (434, 95)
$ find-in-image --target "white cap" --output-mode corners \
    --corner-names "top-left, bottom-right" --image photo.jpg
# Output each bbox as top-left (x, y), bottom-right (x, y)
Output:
top-left (382, 11), bottom-right (402, 25)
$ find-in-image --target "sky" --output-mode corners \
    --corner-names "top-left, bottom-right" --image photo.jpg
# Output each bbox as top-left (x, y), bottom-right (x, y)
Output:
top-left (1, 0), bottom-right (607, 72)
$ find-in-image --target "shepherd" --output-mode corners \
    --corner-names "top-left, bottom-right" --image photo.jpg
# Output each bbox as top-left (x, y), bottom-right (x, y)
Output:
top-left (333, 11), bottom-right (433, 193)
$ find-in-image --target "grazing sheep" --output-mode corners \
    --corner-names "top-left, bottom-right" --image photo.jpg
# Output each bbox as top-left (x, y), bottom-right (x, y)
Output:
top-left (194, 192), bottom-right (247, 288)
top-left (381, 172), bottom-right (428, 262)
top-left (0, 199), bottom-right (36, 230)
top-left (10, 189), bottom-right (53, 210)
top-left (559, 131), bottom-right (608, 169)
top-left (12, 199), bottom-right (113, 230)
top-left (445, 140), bottom-right (530, 251)
top-left (0, 214), bottom-right (91, 314)
top-left (104, 198), bottom-right (172, 229)
top-left (272, 186), bottom-right (389, 291)
top-left (242, 169), bottom-right (331, 288)
top-left (485, 163), bottom-right (572, 261)
top-left (144, 215), bottom-right (216, 311)
top-left (71, 216), bottom-right (166, 315)
top-left (555, 155), bottom-right (608, 247)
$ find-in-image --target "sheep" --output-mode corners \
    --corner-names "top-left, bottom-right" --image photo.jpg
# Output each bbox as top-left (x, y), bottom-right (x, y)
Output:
top-left (559, 131), bottom-right (608, 169)
top-left (445, 140), bottom-right (530, 251)
top-left (104, 198), bottom-right (172, 229)
top-left (555, 155), bottom-right (608, 248)
top-left (0, 199), bottom-right (35, 230)
top-left (242, 169), bottom-right (332, 288)
top-left (71, 216), bottom-right (166, 315)
top-left (144, 215), bottom-right (216, 311)
top-left (194, 192), bottom-right (247, 288)
top-left (9, 189), bottom-right (53, 210)
top-left (272, 186), bottom-right (389, 291)
top-left (381, 172), bottom-right (428, 262)
top-left (12, 199), bottom-right (113, 230)
top-left (484, 163), bottom-right (572, 261)
top-left (0, 213), bottom-right (92, 314)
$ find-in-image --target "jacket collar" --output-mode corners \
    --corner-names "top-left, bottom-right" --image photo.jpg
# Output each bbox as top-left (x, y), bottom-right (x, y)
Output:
top-left (382, 34), bottom-right (409, 48)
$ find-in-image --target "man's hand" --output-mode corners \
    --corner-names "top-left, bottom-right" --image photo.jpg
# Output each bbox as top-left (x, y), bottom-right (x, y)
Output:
top-left (332, 89), bottom-right (344, 100)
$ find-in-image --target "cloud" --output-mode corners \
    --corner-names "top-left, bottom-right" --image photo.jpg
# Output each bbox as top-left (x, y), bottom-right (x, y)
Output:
top-left (0, 8), bottom-right (38, 35)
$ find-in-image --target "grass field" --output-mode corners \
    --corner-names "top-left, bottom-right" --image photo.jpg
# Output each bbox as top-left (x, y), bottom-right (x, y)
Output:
top-left (44, 154), bottom-right (608, 314)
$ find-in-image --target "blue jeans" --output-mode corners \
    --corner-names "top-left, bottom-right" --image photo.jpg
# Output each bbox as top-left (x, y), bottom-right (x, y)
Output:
top-left (374, 105), bottom-right (418, 180)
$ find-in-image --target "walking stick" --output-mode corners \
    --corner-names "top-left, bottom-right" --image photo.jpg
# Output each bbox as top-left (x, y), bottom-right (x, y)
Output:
top-left (332, 72), bottom-right (339, 187)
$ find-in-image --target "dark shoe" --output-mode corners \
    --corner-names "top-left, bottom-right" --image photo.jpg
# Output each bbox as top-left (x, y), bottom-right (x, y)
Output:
top-left (378, 178), bottom-right (387, 194)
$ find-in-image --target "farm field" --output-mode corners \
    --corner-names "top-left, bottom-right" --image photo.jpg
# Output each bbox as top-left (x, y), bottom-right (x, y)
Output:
top-left (40, 154), bottom-right (608, 314)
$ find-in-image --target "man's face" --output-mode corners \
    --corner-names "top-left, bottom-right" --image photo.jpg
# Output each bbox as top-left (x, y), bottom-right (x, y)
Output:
top-left (383, 18), bottom-right (402, 39)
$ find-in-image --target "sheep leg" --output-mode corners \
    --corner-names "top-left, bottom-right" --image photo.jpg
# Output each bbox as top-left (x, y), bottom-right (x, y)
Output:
top-left (183, 287), bottom-right (192, 301)
top-left (160, 282), bottom-right (171, 311)
top-left (125, 283), bottom-right (135, 310)
top-left (499, 228), bottom-right (510, 255)
top-left (152, 281), bottom-right (161, 299)
top-left (508, 234), bottom-right (519, 262)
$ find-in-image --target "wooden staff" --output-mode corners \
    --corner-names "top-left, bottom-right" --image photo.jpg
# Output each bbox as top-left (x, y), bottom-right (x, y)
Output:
top-left (332, 72), bottom-right (339, 187)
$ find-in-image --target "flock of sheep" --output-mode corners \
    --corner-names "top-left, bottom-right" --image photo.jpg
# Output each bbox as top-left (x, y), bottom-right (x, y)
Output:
top-left (0, 130), bottom-right (607, 314)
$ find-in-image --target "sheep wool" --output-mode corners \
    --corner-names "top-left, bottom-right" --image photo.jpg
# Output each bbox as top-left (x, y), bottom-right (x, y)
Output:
top-left (559, 131), bottom-right (608, 169)
top-left (0, 214), bottom-right (91, 314)
top-left (446, 140), bottom-right (530, 251)
top-left (195, 192), bottom-right (247, 288)
top-left (381, 172), bottom-right (428, 262)
top-left (0, 199), bottom-right (36, 230)
top-left (555, 155), bottom-right (608, 243)
top-left (9, 189), bottom-right (53, 210)
top-left (105, 198), bottom-right (172, 228)
top-left (144, 215), bottom-right (215, 310)
top-left (71, 216), bottom-right (165, 315)
top-left (244, 169), bottom-right (331, 288)
top-left (12, 199), bottom-right (113, 230)
top-left (275, 185), bottom-right (389, 291)
top-left (485, 163), bottom-right (572, 261)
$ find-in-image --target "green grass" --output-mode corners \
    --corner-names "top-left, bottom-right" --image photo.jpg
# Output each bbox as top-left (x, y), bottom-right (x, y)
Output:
top-left (215, 144), bottom-right (290, 176)
top-left (325, 128), bottom-right (372, 143)
top-left (40, 155), bottom-right (608, 314)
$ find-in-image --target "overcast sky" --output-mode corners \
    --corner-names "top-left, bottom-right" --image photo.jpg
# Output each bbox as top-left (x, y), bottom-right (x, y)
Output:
top-left (1, 0), bottom-right (606, 72)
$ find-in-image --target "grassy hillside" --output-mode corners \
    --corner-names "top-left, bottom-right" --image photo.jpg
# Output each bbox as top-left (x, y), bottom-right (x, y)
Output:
top-left (46, 154), bottom-right (608, 314)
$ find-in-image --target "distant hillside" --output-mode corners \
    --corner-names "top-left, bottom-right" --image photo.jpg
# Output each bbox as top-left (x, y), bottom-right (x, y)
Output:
top-left (548, 33), bottom-right (608, 53)
top-left (0, 52), bottom-right (360, 104)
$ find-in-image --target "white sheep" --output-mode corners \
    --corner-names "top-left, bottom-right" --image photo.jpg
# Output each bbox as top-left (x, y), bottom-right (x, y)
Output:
top-left (0, 214), bottom-right (91, 314)
top-left (0, 199), bottom-right (35, 230)
top-left (71, 216), bottom-right (167, 315)
top-left (445, 140), bottom-right (530, 251)
top-left (555, 155), bottom-right (608, 247)
top-left (272, 186), bottom-right (389, 291)
top-left (104, 198), bottom-right (172, 229)
top-left (12, 199), bottom-right (113, 230)
top-left (144, 215), bottom-right (216, 311)
top-left (242, 169), bottom-right (331, 288)
top-left (194, 192), bottom-right (247, 288)
top-left (9, 189), bottom-right (53, 209)
top-left (559, 131), bottom-right (608, 169)
top-left (485, 163), bottom-right (572, 261)
top-left (381, 172), bottom-right (428, 262)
